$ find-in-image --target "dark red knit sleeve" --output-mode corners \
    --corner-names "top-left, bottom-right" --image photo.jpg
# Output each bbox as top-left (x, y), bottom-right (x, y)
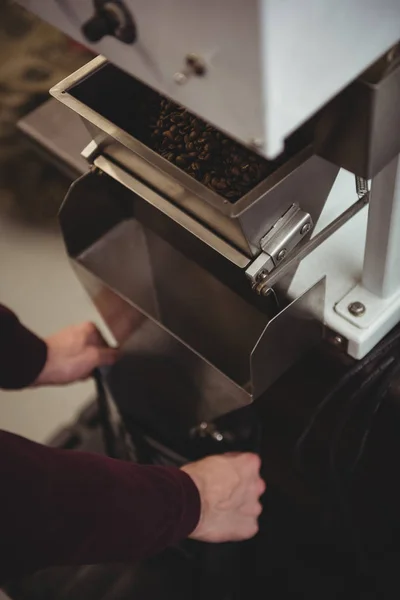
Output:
top-left (0, 304), bottom-right (47, 389)
top-left (0, 430), bottom-right (201, 582)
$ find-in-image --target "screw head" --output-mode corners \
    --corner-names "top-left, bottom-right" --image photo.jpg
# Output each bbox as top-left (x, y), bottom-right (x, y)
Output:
top-left (257, 270), bottom-right (268, 282)
top-left (300, 222), bottom-right (311, 235)
top-left (348, 301), bottom-right (366, 316)
top-left (185, 53), bottom-right (206, 76)
top-left (250, 137), bottom-right (263, 149)
top-left (261, 287), bottom-right (272, 297)
top-left (277, 249), bottom-right (287, 261)
top-left (173, 71), bottom-right (187, 84)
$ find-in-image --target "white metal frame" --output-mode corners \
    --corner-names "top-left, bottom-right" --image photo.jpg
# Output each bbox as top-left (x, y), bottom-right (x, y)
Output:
top-left (286, 154), bottom-right (400, 359)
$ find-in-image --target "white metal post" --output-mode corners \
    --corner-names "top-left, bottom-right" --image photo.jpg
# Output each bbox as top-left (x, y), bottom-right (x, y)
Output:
top-left (362, 154), bottom-right (400, 299)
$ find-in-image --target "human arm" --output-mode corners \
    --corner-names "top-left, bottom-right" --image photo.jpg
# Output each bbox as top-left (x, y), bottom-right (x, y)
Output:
top-left (0, 304), bottom-right (47, 389)
top-left (0, 304), bottom-right (117, 389)
top-left (0, 430), bottom-right (200, 581)
top-left (0, 431), bottom-right (264, 582)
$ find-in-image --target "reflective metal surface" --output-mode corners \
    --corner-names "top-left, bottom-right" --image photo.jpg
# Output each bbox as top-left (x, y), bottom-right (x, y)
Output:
top-left (60, 170), bottom-right (325, 425)
top-left (250, 278), bottom-right (325, 398)
top-left (245, 204), bottom-right (313, 285)
top-left (93, 155), bottom-right (249, 269)
top-left (316, 53), bottom-right (400, 178)
top-left (362, 154), bottom-right (400, 299)
top-left (51, 58), bottom-right (339, 257)
top-left (252, 192), bottom-right (370, 295)
top-left (17, 98), bottom-right (90, 178)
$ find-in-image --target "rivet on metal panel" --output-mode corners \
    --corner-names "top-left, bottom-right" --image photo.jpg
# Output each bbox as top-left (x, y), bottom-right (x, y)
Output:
top-left (348, 301), bottom-right (366, 316)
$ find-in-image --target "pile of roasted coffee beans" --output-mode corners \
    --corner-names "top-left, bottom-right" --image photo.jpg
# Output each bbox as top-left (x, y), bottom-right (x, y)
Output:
top-left (149, 98), bottom-right (272, 202)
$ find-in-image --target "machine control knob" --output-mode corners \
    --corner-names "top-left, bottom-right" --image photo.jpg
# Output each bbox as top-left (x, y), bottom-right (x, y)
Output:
top-left (82, 14), bottom-right (112, 43)
top-left (82, 1), bottom-right (137, 45)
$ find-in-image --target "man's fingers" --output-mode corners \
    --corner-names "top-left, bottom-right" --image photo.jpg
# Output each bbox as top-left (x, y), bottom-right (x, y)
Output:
top-left (231, 518), bottom-right (259, 541)
top-left (96, 347), bottom-right (120, 366)
top-left (230, 452), bottom-right (261, 475)
top-left (85, 323), bottom-right (109, 347)
top-left (87, 347), bottom-right (119, 369)
top-left (256, 478), bottom-right (266, 496)
top-left (241, 501), bottom-right (263, 518)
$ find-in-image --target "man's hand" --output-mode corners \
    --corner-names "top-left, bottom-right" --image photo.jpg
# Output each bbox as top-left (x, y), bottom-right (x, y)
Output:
top-left (34, 322), bottom-right (118, 386)
top-left (181, 453), bottom-right (265, 543)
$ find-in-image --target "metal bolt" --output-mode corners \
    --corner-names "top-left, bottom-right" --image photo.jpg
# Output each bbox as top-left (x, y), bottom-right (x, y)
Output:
top-left (257, 270), bottom-right (268, 282)
top-left (332, 335), bottom-right (344, 346)
top-left (185, 53), bottom-right (206, 76)
top-left (173, 72), bottom-right (188, 84)
top-left (300, 222), bottom-right (311, 236)
top-left (250, 137), bottom-right (263, 149)
top-left (348, 301), bottom-right (366, 316)
top-left (261, 286), bottom-right (272, 297)
top-left (277, 249), bottom-right (287, 261)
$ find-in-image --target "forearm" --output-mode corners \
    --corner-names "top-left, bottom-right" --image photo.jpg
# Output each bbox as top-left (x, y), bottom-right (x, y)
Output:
top-left (0, 305), bottom-right (47, 389)
top-left (0, 431), bottom-right (200, 581)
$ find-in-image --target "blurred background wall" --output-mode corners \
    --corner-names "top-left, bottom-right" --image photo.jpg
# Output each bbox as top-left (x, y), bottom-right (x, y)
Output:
top-left (0, 1), bottom-right (102, 443)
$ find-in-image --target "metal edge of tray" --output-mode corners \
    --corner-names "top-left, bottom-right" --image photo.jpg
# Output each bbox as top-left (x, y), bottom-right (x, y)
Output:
top-left (93, 154), bottom-right (251, 269)
top-left (50, 56), bottom-right (313, 220)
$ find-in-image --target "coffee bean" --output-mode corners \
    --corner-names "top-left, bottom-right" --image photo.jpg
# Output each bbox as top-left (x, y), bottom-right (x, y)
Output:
top-left (176, 156), bottom-right (187, 167)
top-left (147, 94), bottom-right (272, 202)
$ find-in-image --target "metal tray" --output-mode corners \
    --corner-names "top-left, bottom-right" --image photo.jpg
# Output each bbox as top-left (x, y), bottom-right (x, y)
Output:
top-left (51, 57), bottom-right (339, 256)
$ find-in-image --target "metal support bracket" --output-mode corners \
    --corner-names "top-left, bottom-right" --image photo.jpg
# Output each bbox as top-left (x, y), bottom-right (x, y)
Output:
top-left (245, 204), bottom-right (313, 286)
top-left (81, 139), bottom-right (102, 163)
top-left (334, 283), bottom-right (400, 358)
top-left (331, 155), bottom-right (400, 358)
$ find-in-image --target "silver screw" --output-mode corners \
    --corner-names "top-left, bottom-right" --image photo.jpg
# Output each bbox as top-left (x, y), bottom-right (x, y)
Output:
top-left (348, 301), bottom-right (366, 316)
top-left (300, 223), bottom-right (311, 235)
top-left (250, 137), bottom-right (263, 149)
top-left (332, 335), bottom-right (344, 346)
top-left (257, 270), bottom-right (268, 282)
top-left (173, 72), bottom-right (188, 84)
top-left (277, 249), bottom-right (287, 261)
top-left (261, 286), bottom-right (272, 297)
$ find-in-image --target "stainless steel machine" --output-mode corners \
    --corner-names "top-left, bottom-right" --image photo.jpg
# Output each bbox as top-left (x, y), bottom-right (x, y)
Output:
top-left (16, 0), bottom-right (400, 444)
top-left (10, 1), bottom-right (400, 596)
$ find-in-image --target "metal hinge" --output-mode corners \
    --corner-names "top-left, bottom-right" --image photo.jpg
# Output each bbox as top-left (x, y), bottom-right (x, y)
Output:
top-left (245, 204), bottom-right (313, 290)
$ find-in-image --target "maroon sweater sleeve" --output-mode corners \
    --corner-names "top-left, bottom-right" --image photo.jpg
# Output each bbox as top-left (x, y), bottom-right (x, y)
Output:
top-left (0, 305), bottom-right (47, 389)
top-left (0, 430), bottom-right (200, 582)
